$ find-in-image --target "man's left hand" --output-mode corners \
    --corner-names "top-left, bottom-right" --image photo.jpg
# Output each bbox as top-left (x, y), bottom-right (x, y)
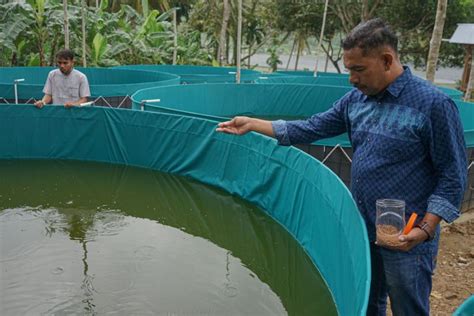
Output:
top-left (64, 102), bottom-right (75, 108)
top-left (384, 228), bottom-right (428, 251)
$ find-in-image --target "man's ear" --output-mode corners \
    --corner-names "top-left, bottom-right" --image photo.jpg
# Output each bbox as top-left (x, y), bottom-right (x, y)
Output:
top-left (382, 53), bottom-right (394, 71)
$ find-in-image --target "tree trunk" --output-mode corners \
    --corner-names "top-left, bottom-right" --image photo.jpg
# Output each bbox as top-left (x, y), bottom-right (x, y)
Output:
top-left (38, 35), bottom-right (45, 66)
top-left (331, 60), bottom-right (341, 73)
top-left (313, 0), bottom-right (329, 75)
top-left (11, 52), bottom-right (17, 66)
top-left (82, 0), bottom-right (87, 67)
top-left (217, 0), bottom-right (230, 66)
top-left (426, 0), bottom-right (448, 82)
top-left (248, 45), bottom-right (251, 68)
top-left (321, 39), bottom-right (343, 73)
top-left (63, 0), bottom-right (70, 49)
top-left (141, 0), bottom-right (149, 17)
top-left (172, 8), bottom-right (177, 65)
top-left (225, 35), bottom-right (230, 65)
top-left (286, 37), bottom-right (296, 70)
top-left (461, 45), bottom-right (472, 91)
top-left (236, 0), bottom-right (242, 83)
top-left (50, 34), bottom-right (59, 66)
top-left (361, 0), bottom-right (369, 22)
top-left (465, 45), bottom-right (474, 101)
top-left (294, 39), bottom-right (301, 71)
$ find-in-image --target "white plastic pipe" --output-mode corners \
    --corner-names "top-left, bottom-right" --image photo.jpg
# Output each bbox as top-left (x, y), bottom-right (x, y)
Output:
top-left (14, 79), bottom-right (25, 104)
top-left (140, 99), bottom-right (161, 111)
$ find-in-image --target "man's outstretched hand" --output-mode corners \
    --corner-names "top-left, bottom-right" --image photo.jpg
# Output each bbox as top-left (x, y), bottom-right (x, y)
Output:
top-left (216, 116), bottom-right (254, 135)
top-left (216, 117), bottom-right (275, 138)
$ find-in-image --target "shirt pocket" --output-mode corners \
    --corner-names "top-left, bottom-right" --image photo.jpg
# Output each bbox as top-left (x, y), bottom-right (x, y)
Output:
top-left (66, 85), bottom-right (79, 98)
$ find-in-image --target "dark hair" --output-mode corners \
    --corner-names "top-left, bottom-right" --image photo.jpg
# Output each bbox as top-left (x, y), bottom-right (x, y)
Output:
top-left (342, 18), bottom-right (398, 55)
top-left (56, 49), bottom-right (75, 60)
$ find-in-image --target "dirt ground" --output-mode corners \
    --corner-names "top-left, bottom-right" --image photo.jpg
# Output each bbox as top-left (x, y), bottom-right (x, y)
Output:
top-left (430, 214), bottom-right (474, 315)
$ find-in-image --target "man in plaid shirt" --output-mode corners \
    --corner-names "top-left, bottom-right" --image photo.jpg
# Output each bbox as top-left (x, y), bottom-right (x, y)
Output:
top-left (217, 18), bottom-right (467, 316)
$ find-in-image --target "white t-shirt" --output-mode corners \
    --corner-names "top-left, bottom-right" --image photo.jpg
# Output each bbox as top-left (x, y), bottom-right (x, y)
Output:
top-left (43, 69), bottom-right (91, 105)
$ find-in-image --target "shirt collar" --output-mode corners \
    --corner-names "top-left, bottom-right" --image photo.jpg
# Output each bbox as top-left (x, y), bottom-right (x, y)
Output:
top-left (361, 66), bottom-right (412, 102)
top-left (386, 66), bottom-right (411, 98)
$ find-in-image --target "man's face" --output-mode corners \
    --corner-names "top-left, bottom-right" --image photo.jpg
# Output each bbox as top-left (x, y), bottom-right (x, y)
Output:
top-left (57, 58), bottom-right (74, 75)
top-left (343, 47), bottom-right (388, 96)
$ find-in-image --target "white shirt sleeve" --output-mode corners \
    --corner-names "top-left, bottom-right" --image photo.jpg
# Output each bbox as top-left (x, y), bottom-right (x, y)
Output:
top-left (43, 72), bottom-right (53, 95)
top-left (79, 74), bottom-right (91, 98)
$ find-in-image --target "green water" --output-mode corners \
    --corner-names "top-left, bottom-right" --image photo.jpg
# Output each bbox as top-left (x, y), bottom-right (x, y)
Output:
top-left (0, 160), bottom-right (337, 315)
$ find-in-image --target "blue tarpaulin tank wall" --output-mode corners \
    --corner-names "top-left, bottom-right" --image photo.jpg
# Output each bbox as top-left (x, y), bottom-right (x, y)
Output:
top-left (261, 71), bottom-right (464, 100)
top-left (131, 83), bottom-right (474, 210)
top-left (0, 67), bottom-right (180, 107)
top-left (114, 64), bottom-right (262, 83)
top-left (454, 295), bottom-right (474, 316)
top-left (0, 104), bottom-right (370, 315)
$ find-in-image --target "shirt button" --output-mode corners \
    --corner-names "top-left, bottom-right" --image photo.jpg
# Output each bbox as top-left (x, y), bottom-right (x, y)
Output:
top-left (356, 179), bottom-right (359, 183)
top-left (358, 200), bottom-right (362, 204)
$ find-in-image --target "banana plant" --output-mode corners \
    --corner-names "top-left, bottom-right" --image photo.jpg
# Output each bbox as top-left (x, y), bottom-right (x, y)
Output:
top-left (0, 3), bottom-right (32, 65)
top-left (110, 7), bottom-right (173, 64)
top-left (90, 32), bottom-right (127, 66)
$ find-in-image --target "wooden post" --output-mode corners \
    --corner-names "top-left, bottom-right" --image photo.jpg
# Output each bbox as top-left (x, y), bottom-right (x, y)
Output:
top-left (217, 0), bottom-right (230, 66)
top-left (461, 45), bottom-right (472, 92)
top-left (426, 0), bottom-right (448, 82)
top-left (63, 0), bottom-right (70, 49)
top-left (465, 45), bottom-right (474, 101)
top-left (82, 0), bottom-right (87, 67)
top-left (236, 0), bottom-right (242, 83)
top-left (313, 0), bottom-right (329, 76)
top-left (173, 8), bottom-right (178, 65)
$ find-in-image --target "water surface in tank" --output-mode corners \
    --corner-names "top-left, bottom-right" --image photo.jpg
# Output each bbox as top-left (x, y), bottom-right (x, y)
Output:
top-left (0, 159), bottom-right (337, 315)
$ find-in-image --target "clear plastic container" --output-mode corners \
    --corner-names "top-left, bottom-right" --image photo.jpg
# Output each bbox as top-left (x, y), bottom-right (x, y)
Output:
top-left (375, 199), bottom-right (405, 247)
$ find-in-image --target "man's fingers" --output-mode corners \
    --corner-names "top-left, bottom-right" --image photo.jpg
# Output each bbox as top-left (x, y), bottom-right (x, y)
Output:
top-left (216, 127), bottom-right (237, 134)
top-left (398, 234), bottom-right (408, 242)
top-left (218, 121), bottom-right (233, 128)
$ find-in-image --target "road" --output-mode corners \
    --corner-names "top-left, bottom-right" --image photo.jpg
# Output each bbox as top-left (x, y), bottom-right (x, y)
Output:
top-left (250, 53), bottom-right (463, 85)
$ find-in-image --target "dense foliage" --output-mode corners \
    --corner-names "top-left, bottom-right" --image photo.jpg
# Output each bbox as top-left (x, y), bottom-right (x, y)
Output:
top-left (1, 0), bottom-right (472, 70)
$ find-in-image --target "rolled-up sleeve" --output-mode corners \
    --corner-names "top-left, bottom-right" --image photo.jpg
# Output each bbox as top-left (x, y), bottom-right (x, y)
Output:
top-left (425, 97), bottom-right (467, 222)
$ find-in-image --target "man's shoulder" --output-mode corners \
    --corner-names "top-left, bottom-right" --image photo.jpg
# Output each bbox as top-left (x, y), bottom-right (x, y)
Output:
top-left (398, 74), bottom-right (453, 116)
top-left (71, 69), bottom-right (88, 79)
top-left (48, 69), bottom-right (61, 77)
top-left (406, 74), bottom-right (450, 103)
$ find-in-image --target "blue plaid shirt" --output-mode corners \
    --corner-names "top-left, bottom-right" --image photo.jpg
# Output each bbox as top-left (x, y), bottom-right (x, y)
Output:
top-left (272, 67), bottom-right (467, 251)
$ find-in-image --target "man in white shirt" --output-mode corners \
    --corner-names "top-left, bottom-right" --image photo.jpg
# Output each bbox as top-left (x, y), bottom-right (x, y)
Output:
top-left (34, 49), bottom-right (90, 108)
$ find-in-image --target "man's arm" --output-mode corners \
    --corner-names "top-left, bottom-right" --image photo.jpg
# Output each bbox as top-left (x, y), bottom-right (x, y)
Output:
top-left (396, 97), bottom-right (467, 251)
top-left (64, 97), bottom-right (88, 108)
top-left (34, 94), bottom-right (52, 109)
top-left (35, 72), bottom-right (53, 109)
top-left (424, 98), bottom-right (467, 224)
top-left (217, 93), bottom-right (351, 145)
